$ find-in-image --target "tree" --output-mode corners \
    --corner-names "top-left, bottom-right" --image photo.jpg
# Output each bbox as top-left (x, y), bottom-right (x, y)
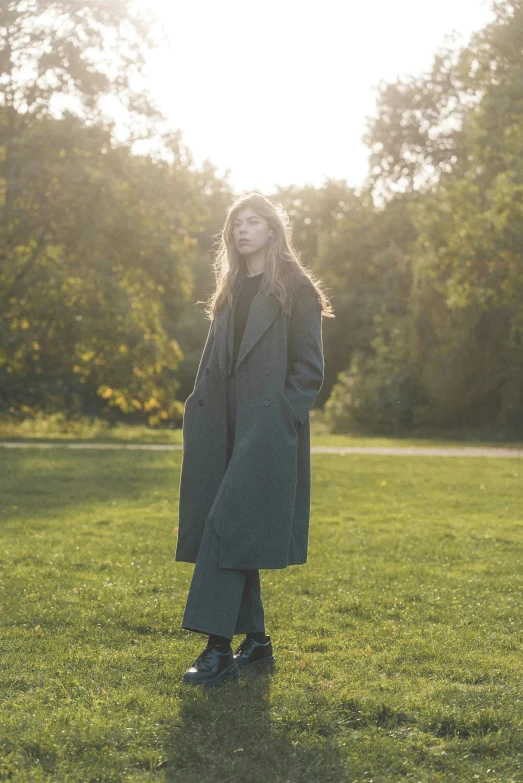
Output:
top-left (0, 2), bottom-right (232, 424)
top-left (327, 0), bottom-right (523, 434)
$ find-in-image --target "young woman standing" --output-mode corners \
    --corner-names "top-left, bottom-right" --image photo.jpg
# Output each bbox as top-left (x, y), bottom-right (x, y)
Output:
top-left (176, 192), bottom-right (333, 685)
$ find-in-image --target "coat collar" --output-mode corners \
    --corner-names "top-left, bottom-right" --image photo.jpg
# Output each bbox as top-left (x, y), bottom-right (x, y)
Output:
top-left (214, 277), bottom-right (281, 376)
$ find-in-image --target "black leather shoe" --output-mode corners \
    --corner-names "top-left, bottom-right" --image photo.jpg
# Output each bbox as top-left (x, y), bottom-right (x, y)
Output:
top-left (233, 635), bottom-right (275, 667)
top-left (182, 645), bottom-right (239, 686)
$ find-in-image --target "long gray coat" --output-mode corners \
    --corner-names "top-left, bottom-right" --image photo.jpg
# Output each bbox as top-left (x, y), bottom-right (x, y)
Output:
top-left (176, 276), bottom-right (324, 570)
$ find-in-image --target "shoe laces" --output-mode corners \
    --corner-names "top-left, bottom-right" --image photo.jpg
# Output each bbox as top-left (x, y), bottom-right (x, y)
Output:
top-left (193, 647), bottom-right (215, 667)
top-left (194, 645), bottom-right (229, 667)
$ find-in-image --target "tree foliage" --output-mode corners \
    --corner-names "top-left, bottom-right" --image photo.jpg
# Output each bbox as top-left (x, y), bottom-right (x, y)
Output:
top-left (0, 1), bottom-right (231, 425)
top-left (327, 0), bottom-right (523, 435)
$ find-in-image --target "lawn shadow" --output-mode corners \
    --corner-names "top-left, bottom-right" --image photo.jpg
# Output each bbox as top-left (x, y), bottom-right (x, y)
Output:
top-left (0, 447), bottom-right (181, 522)
top-left (164, 666), bottom-right (348, 783)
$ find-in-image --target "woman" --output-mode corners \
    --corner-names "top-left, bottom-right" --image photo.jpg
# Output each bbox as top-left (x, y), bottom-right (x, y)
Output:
top-left (176, 192), bottom-right (334, 685)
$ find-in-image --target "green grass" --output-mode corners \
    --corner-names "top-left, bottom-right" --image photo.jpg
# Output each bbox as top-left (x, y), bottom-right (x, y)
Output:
top-left (1, 446), bottom-right (522, 782)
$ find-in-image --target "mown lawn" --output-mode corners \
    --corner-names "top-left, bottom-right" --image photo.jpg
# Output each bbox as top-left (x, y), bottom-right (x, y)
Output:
top-left (0, 445), bottom-right (522, 782)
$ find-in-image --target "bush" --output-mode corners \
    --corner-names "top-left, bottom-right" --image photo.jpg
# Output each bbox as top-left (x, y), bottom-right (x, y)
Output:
top-left (325, 353), bottom-right (426, 435)
top-left (0, 411), bottom-right (112, 439)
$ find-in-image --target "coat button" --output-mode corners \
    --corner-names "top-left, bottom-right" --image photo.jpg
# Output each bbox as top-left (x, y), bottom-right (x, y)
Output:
top-left (198, 398), bottom-right (204, 406)
top-left (264, 368), bottom-right (271, 375)
top-left (205, 367), bottom-right (210, 375)
top-left (263, 400), bottom-right (271, 407)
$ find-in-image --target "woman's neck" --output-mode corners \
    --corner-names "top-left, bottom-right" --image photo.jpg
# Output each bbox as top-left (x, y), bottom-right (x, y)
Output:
top-left (244, 247), bottom-right (267, 276)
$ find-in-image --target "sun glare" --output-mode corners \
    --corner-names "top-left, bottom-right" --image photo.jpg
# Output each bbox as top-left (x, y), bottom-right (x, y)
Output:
top-left (134, 0), bottom-right (494, 193)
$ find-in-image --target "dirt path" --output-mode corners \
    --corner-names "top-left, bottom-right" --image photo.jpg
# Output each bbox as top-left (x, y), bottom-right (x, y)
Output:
top-left (1, 441), bottom-right (523, 458)
top-left (311, 445), bottom-right (523, 457)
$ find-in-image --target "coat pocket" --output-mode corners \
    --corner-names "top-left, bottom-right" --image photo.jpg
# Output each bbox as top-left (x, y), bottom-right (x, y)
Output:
top-left (279, 390), bottom-right (301, 430)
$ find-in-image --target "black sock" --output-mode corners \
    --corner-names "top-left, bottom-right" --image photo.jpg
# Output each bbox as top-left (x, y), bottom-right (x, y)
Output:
top-left (247, 631), bottom-right (268, 644)
top-left (207, 634), bottom-right (231, 652)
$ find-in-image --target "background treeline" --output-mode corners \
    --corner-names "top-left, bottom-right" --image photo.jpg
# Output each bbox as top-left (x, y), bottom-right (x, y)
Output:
top-left (1, 0), bottom-right (522, 436)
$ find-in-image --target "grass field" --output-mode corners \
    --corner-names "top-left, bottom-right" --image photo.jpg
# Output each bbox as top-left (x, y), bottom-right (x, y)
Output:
top-left (1, 442), bottom-right (522, 782)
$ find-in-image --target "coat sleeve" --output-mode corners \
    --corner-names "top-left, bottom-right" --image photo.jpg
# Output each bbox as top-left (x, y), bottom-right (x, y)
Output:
top-left (285, 283), bottom-right (324, 425)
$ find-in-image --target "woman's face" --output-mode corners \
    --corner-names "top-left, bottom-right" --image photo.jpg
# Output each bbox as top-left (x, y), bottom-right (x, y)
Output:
top-left (232, 207), bottom-right (273, 257)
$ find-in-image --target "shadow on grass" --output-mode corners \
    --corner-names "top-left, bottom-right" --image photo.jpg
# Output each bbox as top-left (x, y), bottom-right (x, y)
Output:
top-left (0, 448), bottom-right (181, 522)
top-left (164, 667), bottom-right (348, 783)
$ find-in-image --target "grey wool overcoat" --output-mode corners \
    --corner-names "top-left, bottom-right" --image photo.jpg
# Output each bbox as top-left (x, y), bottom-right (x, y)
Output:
top-left (175, 275), bottom-right (324, 570)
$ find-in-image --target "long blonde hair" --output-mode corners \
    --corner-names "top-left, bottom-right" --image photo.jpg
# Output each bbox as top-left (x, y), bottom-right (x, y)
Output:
top-left (205, 192), bottom-right (334, 321)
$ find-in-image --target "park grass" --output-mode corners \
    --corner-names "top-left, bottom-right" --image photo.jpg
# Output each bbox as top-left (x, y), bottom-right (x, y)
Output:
top-left (0, 446), bottom-right (522, 782)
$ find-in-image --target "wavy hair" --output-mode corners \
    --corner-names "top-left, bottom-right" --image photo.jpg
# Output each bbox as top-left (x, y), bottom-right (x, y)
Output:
top-left (204, 192), bottom-right (334, 321)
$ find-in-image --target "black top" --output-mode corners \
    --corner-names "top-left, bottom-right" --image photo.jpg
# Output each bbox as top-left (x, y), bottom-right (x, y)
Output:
top-left (231, 272), bottom-right (264, 373)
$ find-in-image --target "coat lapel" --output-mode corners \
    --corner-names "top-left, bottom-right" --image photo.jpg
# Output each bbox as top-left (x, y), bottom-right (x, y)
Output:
top-left (214, 278), bottom-right (281, 376)
top-left (234, 285), bottom-right (281, 372)
top-left (214, 280), bottom-right (241, 376)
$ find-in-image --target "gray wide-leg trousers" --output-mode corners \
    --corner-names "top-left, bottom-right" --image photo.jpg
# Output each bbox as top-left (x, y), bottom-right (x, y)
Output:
top-left (181, 370), bottom-right (266, 641)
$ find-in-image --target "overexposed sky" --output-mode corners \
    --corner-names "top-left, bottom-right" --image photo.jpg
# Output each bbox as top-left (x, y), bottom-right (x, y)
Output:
top-left (135, 0), bottom-right (494, 194)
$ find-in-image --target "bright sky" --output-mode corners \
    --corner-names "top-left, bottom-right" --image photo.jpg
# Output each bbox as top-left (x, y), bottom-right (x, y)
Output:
top-left (135, 0), bottom-right (494, 195)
